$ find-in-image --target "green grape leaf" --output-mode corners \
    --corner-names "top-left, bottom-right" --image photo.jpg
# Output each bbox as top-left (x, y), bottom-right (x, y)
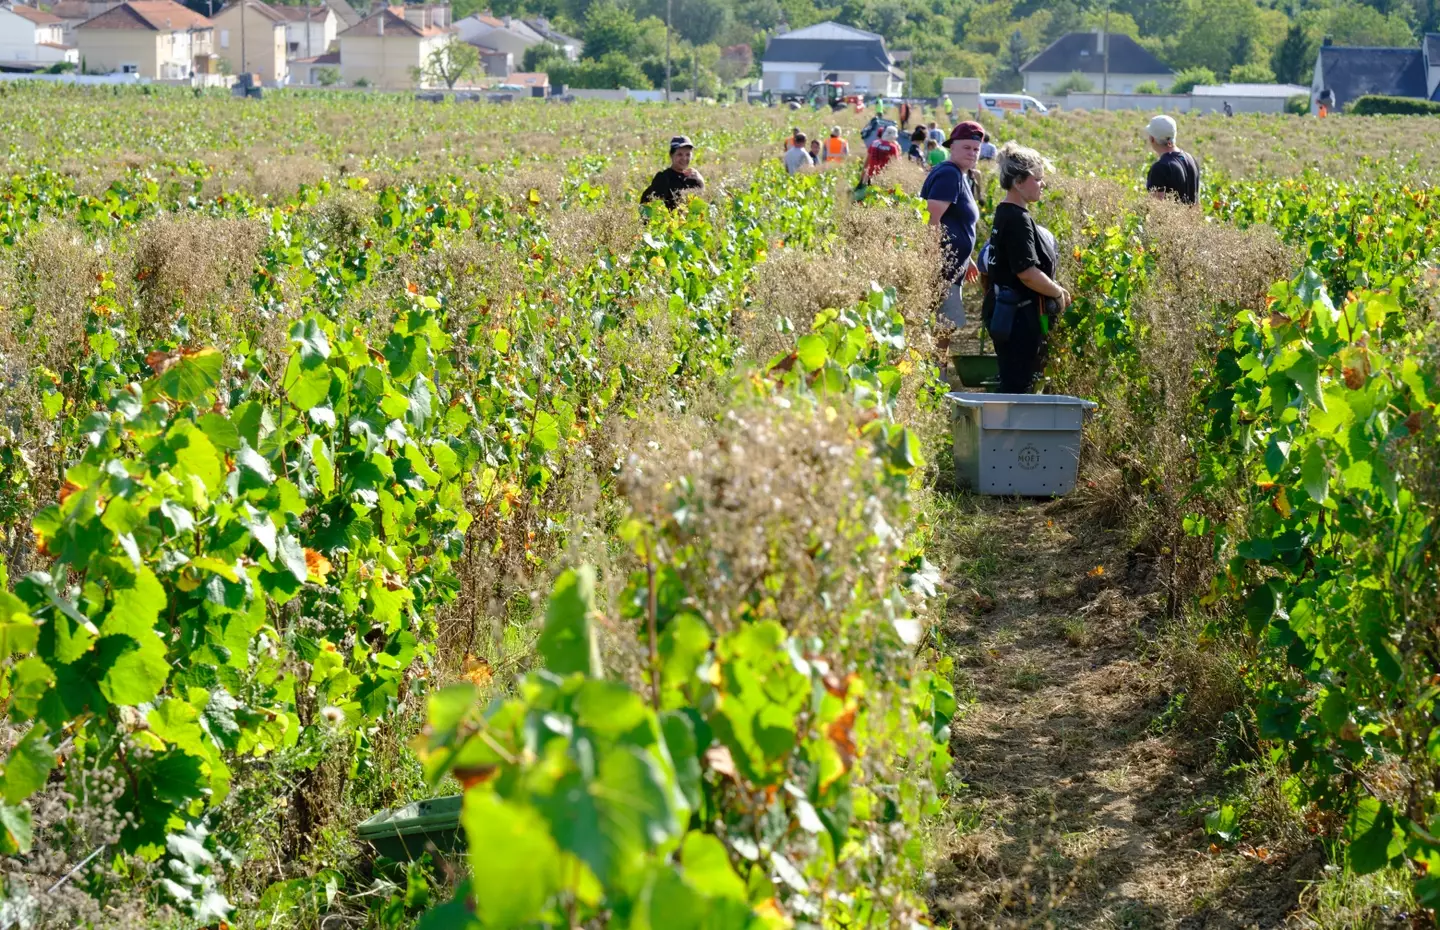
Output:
top-left (154, 348), bottom-right (222, 403)
top-left (1301, 442), bottom-right (1329, 504)
top-left (97, 633), bottom-right (169, 706)
top-left (282, 354), bottom-right (333, 412)
top-left (537, 567), bottom-right (600, 678)
top-left (0, 800), bottom-right (33, 854)
top-left (463, 791), bottom-right (562, 926)
top-left (2, 723), bottom-right (55, 804)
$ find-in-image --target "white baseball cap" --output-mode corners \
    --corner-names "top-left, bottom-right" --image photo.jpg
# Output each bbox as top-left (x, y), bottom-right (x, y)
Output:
top-left (882, 125), bottom-right (899, 141)
top-left (1146, 114), bottom-right (1177, 144)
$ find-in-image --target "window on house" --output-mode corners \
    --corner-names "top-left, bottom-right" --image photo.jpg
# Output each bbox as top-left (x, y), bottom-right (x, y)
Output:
top-left (121, 63), bottom-right (139, 73)
top-left (220, 29), bottom-right (229, 48)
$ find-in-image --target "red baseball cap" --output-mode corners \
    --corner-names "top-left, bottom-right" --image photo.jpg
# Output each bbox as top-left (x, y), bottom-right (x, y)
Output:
top-left (943, 121), bottom-right (989, 147)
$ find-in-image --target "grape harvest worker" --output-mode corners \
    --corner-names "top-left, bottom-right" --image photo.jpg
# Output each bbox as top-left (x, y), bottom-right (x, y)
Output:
top-left (783, 131), bottom-right (813, 174)
top-left (862, 125), bottom-right (902, 183)
top-left (824, 126), bottom-right (849, 163)
top-left (1144, 115), bottom-right (1200, 205)
top-left (984, 141), bottom-right (1071, 393)
top-left (641, 136), bottom-right (705, 210)
top-left (921, 120), bottom-right (985, 327)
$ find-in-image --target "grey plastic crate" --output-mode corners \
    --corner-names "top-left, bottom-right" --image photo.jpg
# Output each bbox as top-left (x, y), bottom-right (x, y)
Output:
top-left (946, 392), bottom-right (1097, 496)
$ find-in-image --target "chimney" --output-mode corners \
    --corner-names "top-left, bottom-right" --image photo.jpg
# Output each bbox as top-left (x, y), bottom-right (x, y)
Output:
top-left (1322, 35), bottom-right (1333, 46)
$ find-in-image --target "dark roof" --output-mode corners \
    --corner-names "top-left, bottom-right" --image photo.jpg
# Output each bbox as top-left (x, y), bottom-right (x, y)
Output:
top-left (293, 49), bottom-right (340, 63)
top-left (763, 26), bottom-right (898, 77)
top-left (1021, 32), bottom-right (1171, 76)
top-left (78, 0), bottom-right (211, 30)
top-left (1317, 45), bottom-right (1427, 109)
top-left (1426, 33), bottom-right (1440, 63)
top-left (523, 16), bottom-right (575, 46)
top-left (216, 0), bottom-right (287, 24)
top-left (325, 0), bottom-right (360, 27)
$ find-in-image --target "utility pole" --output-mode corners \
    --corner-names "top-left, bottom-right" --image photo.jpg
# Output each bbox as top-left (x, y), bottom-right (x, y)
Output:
top-left (664, 0), bottom-right (671, 102)
top-left (241, 0), bottom-right (248, 76)
top-left (1100, 0), bottom-right (1110, 111)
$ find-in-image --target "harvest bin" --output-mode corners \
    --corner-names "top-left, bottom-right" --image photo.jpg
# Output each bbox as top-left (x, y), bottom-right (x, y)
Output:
top-left (356, 794), bottom-right (463, 861)
top-left (946, 392), bottom-right (1097, 497)
top-left (950, 354), bottom-right (1000, 389)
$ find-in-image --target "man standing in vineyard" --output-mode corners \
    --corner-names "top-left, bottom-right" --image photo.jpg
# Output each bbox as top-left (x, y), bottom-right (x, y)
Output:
top-left (1144, 115), bottom-right (1200, 206)
top-left (641, 136), bottom-right (705, 210)
top-left (921, 120), bottom-right (985, 327)
top-left (784, 132), bottom-right (813, 174)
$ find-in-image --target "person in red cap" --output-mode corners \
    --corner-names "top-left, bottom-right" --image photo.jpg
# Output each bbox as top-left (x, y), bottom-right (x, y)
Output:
top-left (920, 120), bottom-right (986, 327)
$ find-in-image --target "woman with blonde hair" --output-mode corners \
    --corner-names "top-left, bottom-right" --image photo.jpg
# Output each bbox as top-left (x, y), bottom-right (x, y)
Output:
top-left (981, 141), bottom-right (1071, 393)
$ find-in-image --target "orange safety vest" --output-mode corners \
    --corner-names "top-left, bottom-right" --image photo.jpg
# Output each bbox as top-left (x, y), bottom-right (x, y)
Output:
top-left (825, 137), bottom-right (847, 162)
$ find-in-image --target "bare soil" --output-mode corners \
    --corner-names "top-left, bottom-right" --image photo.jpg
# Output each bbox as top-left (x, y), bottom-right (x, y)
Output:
top-left (926, 494), bottom-right (1323, 929)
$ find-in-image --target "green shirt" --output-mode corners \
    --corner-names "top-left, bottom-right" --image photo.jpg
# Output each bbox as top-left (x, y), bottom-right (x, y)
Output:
top-left (927, 148), bottom-right (945, 167)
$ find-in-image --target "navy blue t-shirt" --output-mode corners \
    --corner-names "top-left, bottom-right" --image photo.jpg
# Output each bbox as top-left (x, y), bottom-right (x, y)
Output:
top-left (920, 160), bottom-right (979, 283)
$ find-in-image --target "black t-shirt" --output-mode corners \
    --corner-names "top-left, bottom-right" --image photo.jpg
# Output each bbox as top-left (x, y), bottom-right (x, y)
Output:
top-left (988, 202), bottom-right (1056, 307)
top-left (1146, 149), bottom-right (1200, 205)
top-left (641, 167), bottom-right (705, 209)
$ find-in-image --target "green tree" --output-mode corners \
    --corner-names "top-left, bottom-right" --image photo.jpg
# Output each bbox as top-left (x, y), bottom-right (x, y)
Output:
top-left (1229, 61), bottom-right (1275, 82)
top-left (1169, 0), bottom-right (1265, 74)
top-left (1135, 80), bottom-right (1162, 94)
top-left (1325, 0), bottom-right (1416, 46)
top-left (419, 40), bottom-right (481, 88)
top-left (1169, 66), bottom-right (1217, 94)
top-left (581, 1), bottom-right (640, 60)
top-left (1049, 71), bottom-right (1095, 94)
top-left (1271, 22), bottom-right (1311, 84)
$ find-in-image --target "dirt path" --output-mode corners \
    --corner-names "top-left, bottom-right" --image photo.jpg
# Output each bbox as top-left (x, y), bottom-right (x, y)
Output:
top-left (926, 495), bottom-right (1321, 929)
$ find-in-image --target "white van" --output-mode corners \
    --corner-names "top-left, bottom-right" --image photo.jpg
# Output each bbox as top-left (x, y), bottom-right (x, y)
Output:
top-left (978, 94), bottom-right (1049, 117)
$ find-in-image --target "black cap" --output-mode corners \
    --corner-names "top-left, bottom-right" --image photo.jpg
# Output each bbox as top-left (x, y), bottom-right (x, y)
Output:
top-left (669, 135), bottom-right (695, 153)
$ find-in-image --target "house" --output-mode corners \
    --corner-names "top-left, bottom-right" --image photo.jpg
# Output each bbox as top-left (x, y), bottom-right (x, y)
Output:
top-left (453, 13), bottom-right (545, 62)
top-left (47, 0), bottom-right (118, 44)
top-left (0, 3), bottom-right (77, 66)
top-left (337, 4), bottom-right (452, 88)
top-left (290, 46), bottom-right (337, 83)
top-left (1020, 31), bottom-right (1173, 95)
top-left (324, 0), bottom-right (359, 30)
top-left (760, 21), bottom-right (903, 98)
top-left (272, 4), bottom-right (337, 61)
top-left (522, 16), bottom-right (577, 60)
top-left (468, 42), bottom-right (511, 76)
top-left (1310, 34), bottom-right (1440, 111)
top-left (212, 0), bottom-right (287, 83)
top-left (75, 0), bottom-right (215, 79)
top-left (1191, 82), bottom-right (1311, 114)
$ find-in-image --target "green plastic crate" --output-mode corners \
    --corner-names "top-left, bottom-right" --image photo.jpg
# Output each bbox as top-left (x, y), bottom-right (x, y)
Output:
top-left (356, 794), bottom-right (464, 861)
top-left (951, 354), bottom-right (1000, 389)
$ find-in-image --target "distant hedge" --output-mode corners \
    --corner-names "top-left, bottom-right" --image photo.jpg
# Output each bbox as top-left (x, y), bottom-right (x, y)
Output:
top-left (1348, 95), bottom-right (1440, 116)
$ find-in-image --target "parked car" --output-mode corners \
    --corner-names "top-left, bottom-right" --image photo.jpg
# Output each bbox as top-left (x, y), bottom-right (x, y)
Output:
top-left (978, 94), bottom-right (1049, 117)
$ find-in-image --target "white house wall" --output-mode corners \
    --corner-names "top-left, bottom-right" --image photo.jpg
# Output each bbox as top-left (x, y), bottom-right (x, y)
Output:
top-left (1024, 69), bottom-right (1174, 94)
top-left (0, 8), bottom-right (70, 62)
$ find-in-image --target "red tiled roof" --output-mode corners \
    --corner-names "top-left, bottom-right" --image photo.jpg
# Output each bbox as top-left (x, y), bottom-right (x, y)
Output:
top-left (37, 40), bottom-right (75, 47)
top-left (79, 0), bottom-right (212, 30)
top-left (9, 5), bottom-right (64, 24)
top-left (338, 6), bottom-right (446, 37)
top-left (292, 49), bottom-right (339, 63)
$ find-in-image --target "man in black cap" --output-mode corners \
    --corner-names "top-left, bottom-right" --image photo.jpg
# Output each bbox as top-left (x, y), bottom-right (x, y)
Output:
top-left (641, 136), bottom-right (705, 210)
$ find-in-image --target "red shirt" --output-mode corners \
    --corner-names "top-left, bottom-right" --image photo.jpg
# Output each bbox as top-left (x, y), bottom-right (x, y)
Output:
top-left (863, 140), bottom-right (901, 181)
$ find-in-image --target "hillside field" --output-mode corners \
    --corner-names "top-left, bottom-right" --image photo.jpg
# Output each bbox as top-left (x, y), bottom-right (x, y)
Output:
top-left (0, 85), bottom-right (1438, 929)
